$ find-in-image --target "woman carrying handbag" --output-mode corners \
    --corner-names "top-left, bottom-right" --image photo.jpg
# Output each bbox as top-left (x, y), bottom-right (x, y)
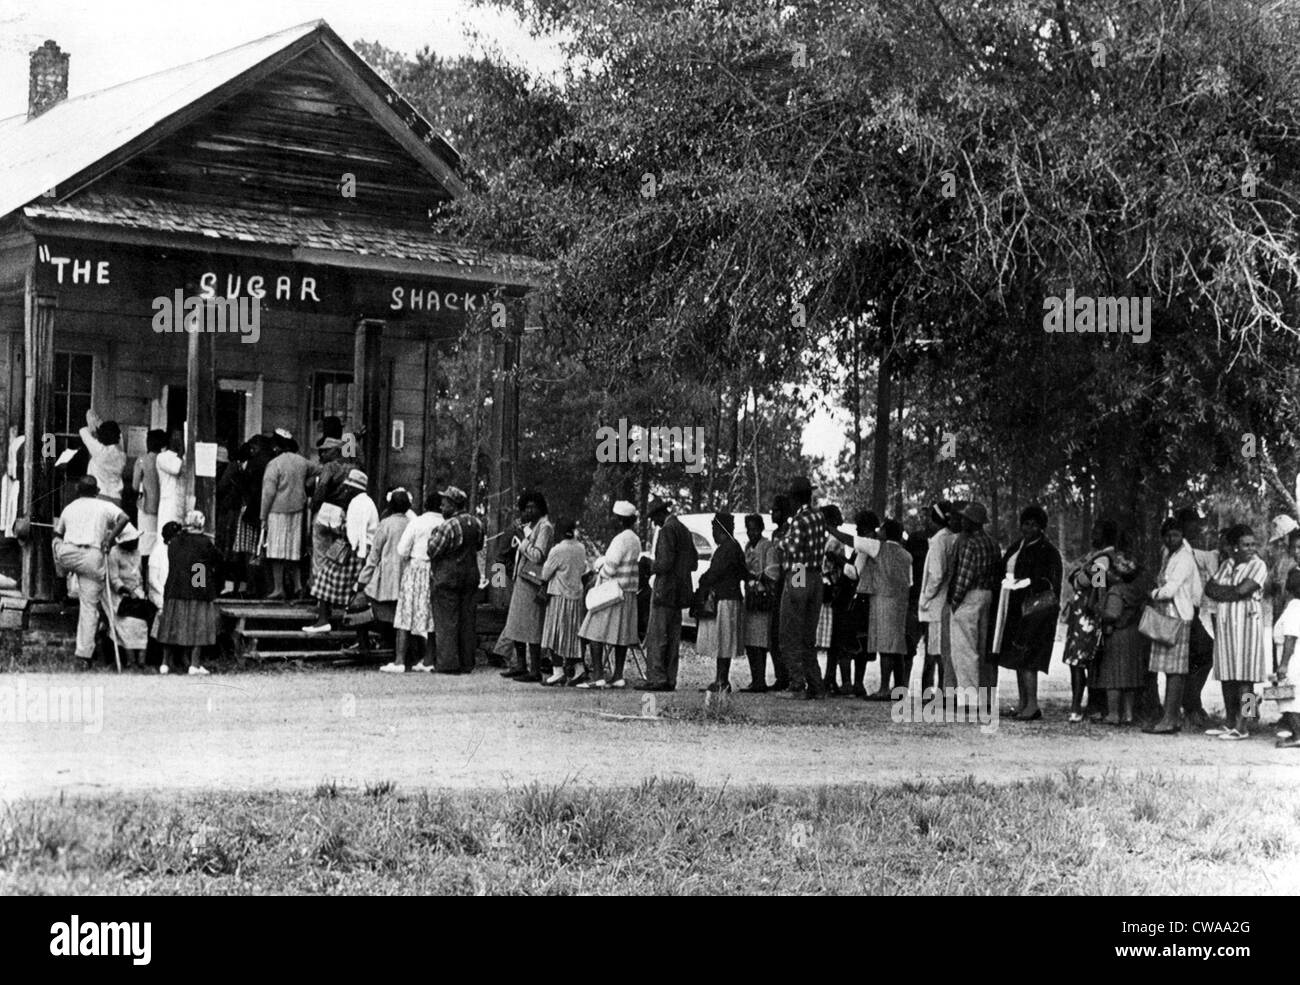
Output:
top-left (1142, 516), bottom-right (1203, 734)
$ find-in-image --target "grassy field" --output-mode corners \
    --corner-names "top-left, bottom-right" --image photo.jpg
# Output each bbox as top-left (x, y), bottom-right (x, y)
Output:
top-left (4, 773), bottom-right (1298, 894)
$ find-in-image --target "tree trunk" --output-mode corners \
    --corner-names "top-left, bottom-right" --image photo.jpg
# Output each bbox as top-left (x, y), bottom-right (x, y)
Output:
top-left (892, 373), bottom-right (904, 518)
top-left (871, 347), bottom-right (891, 517)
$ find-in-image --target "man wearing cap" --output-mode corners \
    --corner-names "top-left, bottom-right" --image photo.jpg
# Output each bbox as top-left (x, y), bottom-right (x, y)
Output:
top-left (638, 496), bottom-right (698, 691)
top-left (918, 501), bottom-right (958, 692)
top-left (52, 475), bottom-right (130, 664)
top-left (947, 501), bottom-right (1001, 693)
top-left (774, 476), bottom-right (828, 697)
top-left (426, 485), bottom-right (485, 673)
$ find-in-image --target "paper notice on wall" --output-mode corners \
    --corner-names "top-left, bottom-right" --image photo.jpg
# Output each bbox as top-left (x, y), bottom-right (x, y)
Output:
top-left (194, 441), bottom-right (218, 478)
top-left (126, 425), bottom-right (148, 459)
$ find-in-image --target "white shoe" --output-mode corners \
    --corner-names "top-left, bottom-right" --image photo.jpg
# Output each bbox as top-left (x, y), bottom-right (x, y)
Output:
top-left (543, 670), bottom-right (566, 686)
top-left (607, 678), bottom-right (626, 689)
top-left (1218, 728), bottom-right (1250, 741)
top-left (410, 663), bottom-right (436, 673)
top-left (1204, 726), bottom-right (1230, 736)
top-left (159, 664), bottom-right (170, 675)
top-left (188, 665), bottom-right (210, 676)
top-left (302, 622), bottom-right (332, 634)
top-left (379, 662), bottom-right (407, 674)
top-left (576, 678), bottom-right (607, 690)
top-left (1276, 729), bottom-right (1294, 739)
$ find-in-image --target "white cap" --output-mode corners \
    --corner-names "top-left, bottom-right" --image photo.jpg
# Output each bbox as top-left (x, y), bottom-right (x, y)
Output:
top-left (612, 500), bottom-right (637, 517)
top-left (116, 523), bottom-right (140, 545)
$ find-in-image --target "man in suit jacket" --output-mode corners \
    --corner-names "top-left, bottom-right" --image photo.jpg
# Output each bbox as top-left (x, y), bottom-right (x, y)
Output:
top-left (638, 497), bottom-right (698, 691)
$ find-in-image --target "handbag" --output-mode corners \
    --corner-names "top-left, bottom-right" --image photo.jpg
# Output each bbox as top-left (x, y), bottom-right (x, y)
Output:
top-left (117, 596), bottom-right (158, 622)
top-left (1021, 589), bottom-right (1058, 619)
top-left (518, 557), bottom-right (545, 586)
top-left (535, 580), bottom-right (551, 607)
top-left (1138, 604), bottom-right (1182, 645)
top-left (690, 585), bottom-right (717, 620)
top-left (745, 580), bottom-right (772, 612)
top-left (585, 578), bottom-right (622, 613)
top-left (325, 537), bottom-right (352, 564)
top-left (343, 590), bottom-right (374, 627)
top-left (315, 502), bottom-right (345, 533)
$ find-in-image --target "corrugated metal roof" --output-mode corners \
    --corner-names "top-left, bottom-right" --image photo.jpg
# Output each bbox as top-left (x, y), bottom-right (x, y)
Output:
top-left (23, 193), bottom-right (545, 277)
top-left (0, 19), bottom-right (464, 220)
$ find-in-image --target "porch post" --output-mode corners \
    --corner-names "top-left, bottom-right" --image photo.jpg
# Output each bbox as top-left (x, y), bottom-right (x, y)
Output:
top-left (22, 278), bottom-right (55, 599)
top-left (487, 297), bottom-right (522, 544)
top-left (353, 318), bottom-right (385, 485)
top-left (186, 302), bottom-right (216, 534)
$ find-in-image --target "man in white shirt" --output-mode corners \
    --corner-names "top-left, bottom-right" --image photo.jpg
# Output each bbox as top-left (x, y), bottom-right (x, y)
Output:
top-left (1176, 507), bottom-right (1220, 730)
top-left (53, 476), bottom-right (129, 662)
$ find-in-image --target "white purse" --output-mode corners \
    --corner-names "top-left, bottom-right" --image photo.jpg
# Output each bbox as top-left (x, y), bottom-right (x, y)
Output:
top-left (585, 578), bottom-right (622, 613)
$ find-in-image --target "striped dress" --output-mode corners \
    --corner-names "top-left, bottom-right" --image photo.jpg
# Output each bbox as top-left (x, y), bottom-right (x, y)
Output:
top-left (1212, 556), bottom-right (1268, 683)
top-left (579, 528), bottom-right (641, 646)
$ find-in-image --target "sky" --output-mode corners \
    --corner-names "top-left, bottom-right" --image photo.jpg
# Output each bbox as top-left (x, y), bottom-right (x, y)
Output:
top-left (0, 0), bottom-right (849, 465)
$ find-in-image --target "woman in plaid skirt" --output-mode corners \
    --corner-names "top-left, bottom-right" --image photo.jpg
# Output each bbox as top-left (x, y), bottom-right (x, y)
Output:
top-left (303, 469), bottom-right (377, 634)
top-left (1144, 516), bottom-right (1203, 734)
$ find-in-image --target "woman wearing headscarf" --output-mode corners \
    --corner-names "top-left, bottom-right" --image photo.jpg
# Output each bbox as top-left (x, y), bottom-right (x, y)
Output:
top-left (1202, 523), bottom-right (1268, 740)
top-left (80, 409), bottom-right (126, 505)
top-left (1144, 516), bottom-right (1203, 734)
top-left (356, 488), bottom-right (412, 657)
top-left (740, 513), bottom-right (779, 692)
top-left (304, 469), bottom-right (377, 634)
top-left (696, 512), bottom-right (751, 693)
top-left (540, 518), bottom-right (588, 685)
top-left (502, 491), bottom-right (556, 684)
top-left (996, 505), bottom-right (1063, 721)
top-left (259, 428), bottom-right (310, 600)
top-left (1060, 519), bottom-right (1119, 722)
top-left (917, 502), bottom-right (957, 692)
top-left (156, 511), bottom-right (222, 675)
top-left (577, 501), bottom-right (641, 689)
top-left (229, 434), bottom-right (272, 597)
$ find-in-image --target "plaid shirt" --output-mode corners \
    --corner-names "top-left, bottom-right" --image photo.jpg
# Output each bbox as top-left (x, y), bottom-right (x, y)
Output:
top-left (948, 529), bottom-right (1001, 607)
top-left (775, 504), bottom-right (827, 582)
top-left (427, 509), bottom-right (483, 561)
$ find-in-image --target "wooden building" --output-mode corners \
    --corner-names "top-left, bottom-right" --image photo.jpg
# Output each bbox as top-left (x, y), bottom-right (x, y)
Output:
top-left (0, 21), bottom-right (539, 599)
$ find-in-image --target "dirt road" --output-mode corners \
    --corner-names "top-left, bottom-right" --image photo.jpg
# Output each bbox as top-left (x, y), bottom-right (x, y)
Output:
top-left (4, 651), bottom-right (1299, 799)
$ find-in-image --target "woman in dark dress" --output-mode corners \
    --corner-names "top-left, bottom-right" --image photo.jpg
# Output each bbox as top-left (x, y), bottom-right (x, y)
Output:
top-left (997, 505), bottom-right (1063, 720)
top-left (697, 513), bottom-right (752, 693)
top-left (156, 510), bottom-right (223, 675)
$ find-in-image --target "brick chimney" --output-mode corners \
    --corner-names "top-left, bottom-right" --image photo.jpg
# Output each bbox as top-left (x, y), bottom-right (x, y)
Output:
top-left (28, 40), bottom-right (69, 119)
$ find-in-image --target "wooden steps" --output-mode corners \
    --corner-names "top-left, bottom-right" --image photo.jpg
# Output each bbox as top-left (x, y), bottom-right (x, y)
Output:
top-left (219, 597), bottom-right (379, 662)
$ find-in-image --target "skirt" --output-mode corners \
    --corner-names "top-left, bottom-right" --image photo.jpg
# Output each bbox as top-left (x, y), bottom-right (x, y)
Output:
top-left (696, 598), bottom-right (743, 659)
top-left (1093, 625), bottom-right (1147, 689)
top-left (503, 574), bottom-right (546, 644)
top-left (233, 515), bottom-right (260, 555)
top-left (139, 511), bottom-right (159, 557)
top-left (866, 592), bottom-right (908, 655)
top-left (1213, 600), bottom-right (1268, 683)
top-left (312, 542), bottom-right (363, 607)
top-left (155, 598), bottom-right (218, 647)
top-left (369, 599), bottom-right (396, 624)
top-left (815, 603), bottom-right (833, 649)
top-left (541, 595), bottom-right (584, 660)
top-left (742, 603), bottom-right (771, 648)
top-left (1148, 604), bottom-right (1190, 675)
top-left (394, 559), bottom-right (433, 637)
top-left (580, 589), bottom-right (639, 646)
top-left (265, 511), bottom-right (303, 561)
top-left (1062, 595), bottom-right (1103, 667)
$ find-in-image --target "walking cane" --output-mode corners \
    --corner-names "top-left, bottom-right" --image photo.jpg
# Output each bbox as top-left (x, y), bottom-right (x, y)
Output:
top-left (101, 545), bottom-right (123, 674)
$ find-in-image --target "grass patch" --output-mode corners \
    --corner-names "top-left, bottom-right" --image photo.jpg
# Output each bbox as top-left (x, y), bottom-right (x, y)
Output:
top-left (1, 774), bottom-right (1297, 894)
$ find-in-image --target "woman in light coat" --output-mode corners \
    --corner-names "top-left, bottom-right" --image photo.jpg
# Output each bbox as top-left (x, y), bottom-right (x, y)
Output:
top-left (501, 491), bottom-right (555, 684)
top-left (357, 489), bottom-right (412, 657)
top-left (577, 501), bottom-right (641, 688)
top-left (540, 518), bottom-right (589, 685)
top-left (1144, 516), bottom-right (1203, 734)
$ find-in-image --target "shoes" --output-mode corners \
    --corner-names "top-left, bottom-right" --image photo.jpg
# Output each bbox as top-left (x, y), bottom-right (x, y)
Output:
top-left (302, 622), bottom-right (332, 634)
top-left (159, 664), bottom-right (170, 675)
top-left (410, 663), bottom-right (436, 674)
top-left (568, 670), bottom-right (590, 687)
top-left (1217, 728), bottom-right (1250, 741)
top-left (739, 683), bottom-right (768, 693)
top-left (500, 668), bottom-right (528, 678)
top-left (853, 685), bottom-right (868, 698)
top-left (1142, 722), bottom-right (1181, 734)
top-left (1204, 726), bottom-right (1231, 736)
top-left (1276, 729), bottom-right (1294, 739)
top-left (1068, 712), bottom-right (1084, 723)
top-left (542, 670), bottom-right (567, 686)
top-left (702, 682), bottom-right (733, 693)
top-left (634, 682), bottom-right (672, 692)
top-left (512, 673), bottom-right (543, 683)
top-left (1275, 736), bottom-right (1300, 748)
top-left (576, 678), bottom-right (607, 690)
top-left (187, 665), bottom-right (210, 676)
top-left (865, 691), bottom-right (893, 702)
top-left (379, 662), bottom-right (407, 674)
top-left (607, 678), bottom-right (626, 689)
top-left (1185, 710), bottom-right (1212, 730)
top-left (1014, 709), bottom-right (1043, 721)
top-left (769, 681), bottom-right (790, 692)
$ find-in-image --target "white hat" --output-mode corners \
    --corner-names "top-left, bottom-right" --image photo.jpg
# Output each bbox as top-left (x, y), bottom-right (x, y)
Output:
top-left (612, 500), bottom-right (637, 517)
top-left (1271, 514), bottom-right (1298, 542)
top-left (115, 523), bottom-right (140, 545)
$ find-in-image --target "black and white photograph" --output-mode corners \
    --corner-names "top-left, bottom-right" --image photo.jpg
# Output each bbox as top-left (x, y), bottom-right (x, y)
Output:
top-left (0, 0), bottom-right (1296, 921)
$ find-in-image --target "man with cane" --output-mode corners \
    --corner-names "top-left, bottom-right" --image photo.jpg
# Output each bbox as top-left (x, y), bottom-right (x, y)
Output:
top-left (52, 475), bottom-right (129, 667)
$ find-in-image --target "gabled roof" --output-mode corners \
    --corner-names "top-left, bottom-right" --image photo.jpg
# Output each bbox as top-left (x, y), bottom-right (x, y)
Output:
top-left (0, 19), bottom-right (467, 220)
